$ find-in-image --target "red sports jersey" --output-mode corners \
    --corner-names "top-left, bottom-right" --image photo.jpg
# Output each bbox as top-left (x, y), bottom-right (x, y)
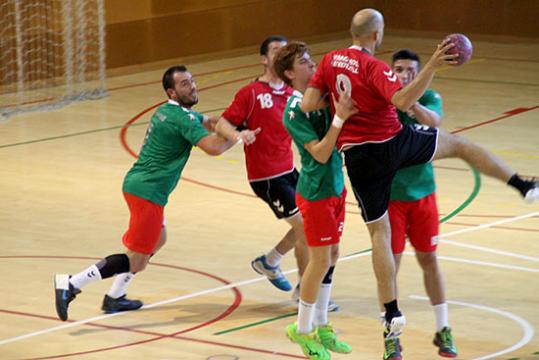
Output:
top-left (309, 46), bottom-right (403, 150)
top-left (222, 80), bottom-right (295, 181)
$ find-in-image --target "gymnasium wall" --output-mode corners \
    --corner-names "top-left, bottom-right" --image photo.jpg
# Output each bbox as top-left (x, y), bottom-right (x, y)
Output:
top-left (105, 0), bottom-right (539, 69)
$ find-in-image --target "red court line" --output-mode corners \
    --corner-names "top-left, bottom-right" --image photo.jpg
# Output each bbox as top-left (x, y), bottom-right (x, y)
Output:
top-left (451, 106), bottom-right (539, 134)
top-left (0, 256), bottom-right (249, 359)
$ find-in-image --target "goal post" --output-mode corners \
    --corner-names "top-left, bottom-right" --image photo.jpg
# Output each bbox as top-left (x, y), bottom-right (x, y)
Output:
top-left (0, 0), bottom-right (107, 119)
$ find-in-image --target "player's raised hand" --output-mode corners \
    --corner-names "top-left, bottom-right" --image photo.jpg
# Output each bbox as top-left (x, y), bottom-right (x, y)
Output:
top-left (426, 38), bottom-right (459, 69)
top-left (237, 127), bottom-right (261, 145)
top-left (332, 92), bottom-right (358, 121)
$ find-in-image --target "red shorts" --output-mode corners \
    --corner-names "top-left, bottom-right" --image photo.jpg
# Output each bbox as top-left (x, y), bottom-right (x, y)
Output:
top-left (388, 192), bottom-right (439, 254)
top-left (122, 192), bottom-right (164, 255)
top-left (296, 188), bottom-right (347, 247)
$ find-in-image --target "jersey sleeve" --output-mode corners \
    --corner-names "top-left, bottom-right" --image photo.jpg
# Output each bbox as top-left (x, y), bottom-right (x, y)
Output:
top-left (283, 101), bottom-right (319, 147)
top-left (368, 60), bottom-right (402, 103)
top-left (308, 54), bottom-right (329, 94)
top-left (221, 85), bottom-right (254, 127)
top-left (177, 111), bottom-right (210, 146)
top-left (421, 90), bottom-right (443, 117)
top-left (194, 112), bottom-right (205, 124)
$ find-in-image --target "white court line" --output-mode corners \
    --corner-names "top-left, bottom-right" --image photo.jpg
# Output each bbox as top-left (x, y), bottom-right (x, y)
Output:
top-left (0, 212), bottom-right (536, 346)
top-left (410, 295), bottom-right (534, 360)
top-left (0, 251), bottom-right (372, 346)
top-left (439, 211), bottom-right (539, 239)
top-left (402, 251), bottom-right (539, 273)
top-left (440, 239), bottom-right (539, 262)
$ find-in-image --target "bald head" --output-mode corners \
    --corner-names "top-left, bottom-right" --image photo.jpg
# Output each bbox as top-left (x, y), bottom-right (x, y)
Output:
top-left (350, 8), bottom-right (384, 38)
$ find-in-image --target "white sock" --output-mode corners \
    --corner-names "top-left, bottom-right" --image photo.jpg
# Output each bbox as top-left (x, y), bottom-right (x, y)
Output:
top-left (314, 283), bottom-right (332, 326)
top-left (69, 265), bottom-right (102, 289)
top-left (265, 248), bottom-right (283, 267)
top-left (433, 303), bottom-right (449, 332)
top-left (297, 299), bottom-right (315, 334)
top-left (107, 272), bottom-right (136, 299)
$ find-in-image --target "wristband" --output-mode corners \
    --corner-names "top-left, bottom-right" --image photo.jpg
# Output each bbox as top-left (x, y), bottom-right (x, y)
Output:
top-left (332, 114), bottom-right (345, 129)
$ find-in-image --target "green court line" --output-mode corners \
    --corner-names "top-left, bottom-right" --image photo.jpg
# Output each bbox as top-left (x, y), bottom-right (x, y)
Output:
top-left (0, 107), bottom-right (226, 149)
top-left (439, 166), bottom-right (481, 224)
top-left (213, 312), bottom-right (298, 336)
top-left (214, 166), bottom-right (482, 336)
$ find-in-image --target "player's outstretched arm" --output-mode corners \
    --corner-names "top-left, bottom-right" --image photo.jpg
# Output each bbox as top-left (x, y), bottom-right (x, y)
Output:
top-left (196, 134), bottom-right (236, 156)
top-left (392, 40), bottom-right (457, 111)
top-left (201, 116), bottom-right (219, 132)
top-left (215, 117), bottom-right (241, 141)
top-left (304, 93), bottom-right (358, 164)
top-left (215, 117), bottom-right (260, 145)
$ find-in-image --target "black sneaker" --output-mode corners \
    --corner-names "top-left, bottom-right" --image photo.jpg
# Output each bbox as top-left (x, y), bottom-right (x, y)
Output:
top-left (101, 294), bottom-right (143, 314)
top-left (54, 274), bottom-right (81, 321)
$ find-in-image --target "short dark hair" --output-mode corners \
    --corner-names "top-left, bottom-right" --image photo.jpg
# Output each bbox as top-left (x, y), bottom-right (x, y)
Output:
top-left (274, 41), bottom-right (310, 87)
top-left (260, 35), bottom-right (287, 55)
top-left (391, 49), bottom-right (421, 67)
top-left (162, 65), bottom-right (188, 92)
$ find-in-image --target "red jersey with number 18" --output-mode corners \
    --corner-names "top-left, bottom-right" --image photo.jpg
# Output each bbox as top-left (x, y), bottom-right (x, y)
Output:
top-left (222, 80), bottom-right (295, 181)
top-left (309, 46), bottom-right (403, 150)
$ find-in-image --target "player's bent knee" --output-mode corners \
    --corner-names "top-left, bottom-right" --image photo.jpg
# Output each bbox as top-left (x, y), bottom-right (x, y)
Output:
top-left (416, 251), bottom-right (438, 269)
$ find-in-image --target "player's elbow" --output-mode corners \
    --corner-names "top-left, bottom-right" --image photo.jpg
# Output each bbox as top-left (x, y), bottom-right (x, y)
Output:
top-left (202, 145), bottom-right (224, 156)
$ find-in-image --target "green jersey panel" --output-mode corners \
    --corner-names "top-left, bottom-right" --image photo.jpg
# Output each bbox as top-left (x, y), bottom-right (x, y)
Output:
top-left (283, 95), bottom-right (344, 201)
top-left (390, 89), bottom-right (442, 201)
top-left (123, 102), bottom-right (209, 206)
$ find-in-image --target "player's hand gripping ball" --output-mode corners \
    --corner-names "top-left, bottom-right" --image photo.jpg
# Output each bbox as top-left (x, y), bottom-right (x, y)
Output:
top-left (444, 33), bottom-right (473, 66)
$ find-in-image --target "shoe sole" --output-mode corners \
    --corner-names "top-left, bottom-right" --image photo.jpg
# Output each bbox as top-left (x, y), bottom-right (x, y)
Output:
top-left (433, 340), bottom-right (457, 358)
top-left (54, 274), bottom-right (70, 321)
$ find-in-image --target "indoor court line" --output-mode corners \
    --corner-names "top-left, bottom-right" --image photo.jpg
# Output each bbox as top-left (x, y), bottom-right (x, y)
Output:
top-left (410, 295), bottom-right (534, 360)
top-left (440, 239), bottom-right (539, 262)
top-left (0, 212), bottom-right (537, 347)
top-left (403, 252), bottom-right (538, 273)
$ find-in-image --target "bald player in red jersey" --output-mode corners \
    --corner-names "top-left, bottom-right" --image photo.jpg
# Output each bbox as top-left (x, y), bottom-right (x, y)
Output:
top-left (302, 8), bottom-right (539, 360)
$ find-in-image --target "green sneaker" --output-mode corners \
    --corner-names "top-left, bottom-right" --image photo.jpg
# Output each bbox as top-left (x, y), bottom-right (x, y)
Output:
top-left (317, 323), bottom-right (352, 354)
top-left (286, 323), bottom-right (330, 360)
top-left (433, 327), bottom-right (458, 358)
top-left (383, 336), bottom-right (402, 360)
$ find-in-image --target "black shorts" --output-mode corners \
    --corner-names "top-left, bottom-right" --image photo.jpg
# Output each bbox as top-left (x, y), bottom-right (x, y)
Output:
top-left (249, 169), bottom-right (300, 219)
top-left (344, 124), bottom-right (439, 223)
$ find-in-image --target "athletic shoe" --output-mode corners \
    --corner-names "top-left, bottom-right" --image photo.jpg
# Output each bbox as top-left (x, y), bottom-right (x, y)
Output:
top-left (433, 327), bottom-right (458, 358)
top-left (317, 323), bottom-right (352, 353)
top-left (251, 255), bottom-right (292, 291)
top-left (384, 314), bottom-right (406, 339)
top-left (292, 284), bottom-right (340, 312)
top-left (524, 185), bottom-right (539, 204)
top-left (102, 294), bottom-right (143, 314)
top-left (383, 337), bottom-right (402, 360)
top-left (54, 274), bottom-right (81, 321)
top-left (286, 323), bottom-right (330, 360)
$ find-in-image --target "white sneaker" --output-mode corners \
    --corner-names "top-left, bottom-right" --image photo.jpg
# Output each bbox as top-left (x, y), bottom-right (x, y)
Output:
top-left (524, 186), bottom-right (539, 204)
top-left (384, 314), bottom-right (406, 339)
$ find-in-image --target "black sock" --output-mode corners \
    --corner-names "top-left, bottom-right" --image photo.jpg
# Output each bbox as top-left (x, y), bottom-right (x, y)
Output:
top-left (508, 174), bottom-right (535, 197)
top-left (384, 299), bottom-right (402, 323)
top-left (95, 254), bottom-right (130, 279)
top-left (322, 266), bottom-right (335, 284)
